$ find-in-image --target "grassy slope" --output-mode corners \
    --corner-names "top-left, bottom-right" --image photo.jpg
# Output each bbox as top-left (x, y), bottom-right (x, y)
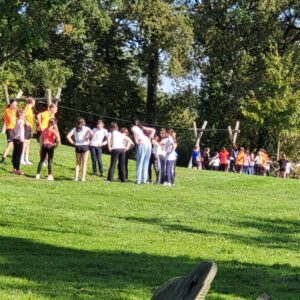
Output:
top-left (0, 135), bottom-right (299, 300)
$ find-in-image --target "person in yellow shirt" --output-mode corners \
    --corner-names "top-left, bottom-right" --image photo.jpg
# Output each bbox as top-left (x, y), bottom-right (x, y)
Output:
top-left (0, 99), bottom-right (17, 164)
top-left (21, 98), bottom-right (36, 165)
top-left (236, 147), bottom-right (245, 174)
top-left (37, 103), bottom-right (57, 142)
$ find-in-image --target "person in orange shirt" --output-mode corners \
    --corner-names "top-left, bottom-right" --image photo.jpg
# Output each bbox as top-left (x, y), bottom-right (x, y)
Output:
top-left (0, 99), bottom-right (17, 164)
top-left (21, 97), bottom-right (36, 165)
top-left (236, 147), bottom-right (245, 173)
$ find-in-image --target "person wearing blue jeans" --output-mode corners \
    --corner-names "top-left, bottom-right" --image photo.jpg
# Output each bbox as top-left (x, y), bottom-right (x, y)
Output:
top-left (131, 118), bottom-right (155, 184)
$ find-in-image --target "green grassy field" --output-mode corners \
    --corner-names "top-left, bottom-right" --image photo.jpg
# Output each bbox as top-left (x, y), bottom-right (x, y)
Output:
top-left (0, 134), bottom-right (299, 300)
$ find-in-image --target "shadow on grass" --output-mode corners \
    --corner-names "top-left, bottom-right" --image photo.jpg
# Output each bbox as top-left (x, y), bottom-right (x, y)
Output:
top-left (0, 235), bottom-right (299, 299)
top-left (0, 221), bottom-right (91, 236)
top-left (120, 216), bottom-right (300, 252)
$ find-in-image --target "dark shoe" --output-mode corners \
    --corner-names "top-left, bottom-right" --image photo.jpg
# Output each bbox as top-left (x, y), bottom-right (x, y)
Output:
top-left (152, 261), bottom-right (217, 300)
top-left (0, 157), bottom-right (5, 164)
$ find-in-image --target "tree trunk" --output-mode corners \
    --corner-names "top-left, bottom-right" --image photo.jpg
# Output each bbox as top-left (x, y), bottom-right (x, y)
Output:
top-left (146, 49), bottom-right (159, 123)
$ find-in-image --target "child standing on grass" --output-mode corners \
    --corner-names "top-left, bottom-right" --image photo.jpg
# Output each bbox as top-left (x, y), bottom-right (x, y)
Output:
top-left (21, 97), bottom-right (36, 166)
top-left (12, 109), bottom-right (25, 175)
top-left (118, 128), bottom-right (134, 181)
top-left (202, 147), bottom-right (210, 170)
top-left (148, 135), bottom-right (160, 183)
top-left (0, 99), bottom-right (17, 164)
top-left (67, 117), bottom-right (93, 182)
top-left (277, 154), bottom-right (288, 178)
top-left (164, 129), bottom-right (177, 186)
top-left (35, 118), bottom-right (60, 181)
top-left (192, 145), bottom-right (201, 169)
top-left (107, 122), bottom-right (126, 182)
top-left (209, 153), bottom-right (220, 171)
top-left (89, 120), bottom-right (108, 177)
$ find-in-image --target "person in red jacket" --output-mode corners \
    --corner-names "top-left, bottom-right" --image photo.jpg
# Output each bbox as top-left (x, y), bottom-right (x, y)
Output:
top-left (219, 147), bottom-right (229, 172)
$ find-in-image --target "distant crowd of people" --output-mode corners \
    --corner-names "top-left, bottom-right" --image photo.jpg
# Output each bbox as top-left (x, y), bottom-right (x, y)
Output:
top-left (0, 98), bottom-right (178, 185)
top-left (192, 144), bottom-right (298, 178)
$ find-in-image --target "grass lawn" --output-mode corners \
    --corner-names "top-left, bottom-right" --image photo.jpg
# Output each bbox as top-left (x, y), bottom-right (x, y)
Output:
top-left (0, 134), bottom-right (299, 300)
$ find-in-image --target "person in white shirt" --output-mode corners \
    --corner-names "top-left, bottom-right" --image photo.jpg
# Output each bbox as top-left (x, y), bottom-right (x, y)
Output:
top-left (164, 129), bottom-right (177, 186)
top-left (148, 135), bottom-right (161, 183)
top-left (118, 128), bottom-right (134, 181)
top-left (107, 122), bottom-right (126, 182)
top-left (159, 129), bottom-right (168, 184)
top-left (209, 153), bottom-right (220, 171)
top-left (131, 118), bottom-right (155, 184)
top-left (66, 117), bottom-right (93, 181)
top-left (89, 120), bottom-right (108, 176)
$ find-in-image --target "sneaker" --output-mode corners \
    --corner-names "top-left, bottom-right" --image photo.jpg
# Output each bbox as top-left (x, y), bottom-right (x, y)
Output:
top-left (0, 157), bottom-right (5, 164)
top-left (35, 174), bottom-right (40, 180)
top-left (26, 161), bottom-right (33, 166)
top-left (73, 178), bottom-right (79, 181)
top-left (163, 182), bottom-right (168, 186)
top-left (81, 178), bottom-right (86, 182)
top-left (15, 170), bottom-right (24, 175)
top-left (152, 261), bottom-right (217, 300)
top-left (47, 175), bottom-right (54, 181)
top-left (21, 160), bottom-right (27, 165)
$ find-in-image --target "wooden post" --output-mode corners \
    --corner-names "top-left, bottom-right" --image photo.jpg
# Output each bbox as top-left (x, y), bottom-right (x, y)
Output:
top-left (277, 135), bottom-right (280, 160)
top-left (16, 90), bottom-right (23, 99)
top-left (188, 120), bottom-right (208, 168)
top-left (232, 121), bottom-right (240, 144)
top-left (46, 89), bottom-right (52, 105)
top-left (1, 84), bottom-right (9, 133)
top-left (193, 121), bottom-right (197, 138)
top-left (2, 84), bottom-right (9, 104)
top-left (228, 126), bottom-right (233, 143)
top-left (55, 88), bottom-right (62, 102)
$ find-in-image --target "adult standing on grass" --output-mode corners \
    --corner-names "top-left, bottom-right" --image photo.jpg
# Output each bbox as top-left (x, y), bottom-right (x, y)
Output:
top-left (12, 109), bottom-right (25, 175)
top-left (21, 97), bottom-right (36, 165)
top-left (107, 122), bottom-right (126, 183)
top-left (67, 117), bottom-right (93, 182)
top-left (35, 118), bottom-right (61, 181)
top-left (0, 99), bottom-right (17, 164)
top-left (131, 118), bottom-right (155, 184)
top-left (89, 120), bottom-right (108, 177)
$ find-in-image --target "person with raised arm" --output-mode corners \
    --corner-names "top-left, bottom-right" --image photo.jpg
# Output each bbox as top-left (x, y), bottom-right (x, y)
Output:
top-left (131, 118), bottom-right (155, 184)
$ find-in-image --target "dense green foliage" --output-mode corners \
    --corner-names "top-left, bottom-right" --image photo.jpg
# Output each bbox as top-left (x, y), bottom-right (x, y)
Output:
top-left (1, 0), bottom-right (300, 160)
top-left (0, 134), bottom-right (300, 300)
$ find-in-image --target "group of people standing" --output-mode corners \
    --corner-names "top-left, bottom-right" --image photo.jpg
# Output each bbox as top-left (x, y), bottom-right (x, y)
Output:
top-left (66, 117), bottom-right (178, 185)
top-left (1, 98), bottom-right (178, 185)
top-left (192, 144), bottom-right (296, 178)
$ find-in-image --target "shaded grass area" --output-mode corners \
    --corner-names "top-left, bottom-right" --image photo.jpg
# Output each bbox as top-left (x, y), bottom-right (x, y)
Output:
top-left (0, 135), bottom-right (300, 299)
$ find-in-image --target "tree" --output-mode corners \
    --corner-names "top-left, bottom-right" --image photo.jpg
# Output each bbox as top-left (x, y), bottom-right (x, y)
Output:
top-left (123, 0), bottom-right (194, 122)
top-left (193, 0), bottom-right (300, 153)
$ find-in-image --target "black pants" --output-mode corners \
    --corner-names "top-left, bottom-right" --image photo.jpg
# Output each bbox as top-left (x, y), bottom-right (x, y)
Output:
top-left (90, 146), bottom-right (104, 175)
top-left (108, 149), bottom-right (125, 182)
top-left (148, 154), bottom-right (159, 183)
top-left (37, 144), bottom-right (55, 175)
top-left (118, 151), bottom-right (129, 180)
top-left (12, 139), bottom-right (24, 170)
